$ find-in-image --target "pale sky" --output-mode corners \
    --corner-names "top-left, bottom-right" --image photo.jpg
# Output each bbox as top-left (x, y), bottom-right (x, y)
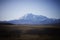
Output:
top-left (0, 0), bottom-right (60, 21)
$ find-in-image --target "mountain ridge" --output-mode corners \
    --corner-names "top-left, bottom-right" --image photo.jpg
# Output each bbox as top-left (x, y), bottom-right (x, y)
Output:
top-left (8, 13), bottom-right (60, 24)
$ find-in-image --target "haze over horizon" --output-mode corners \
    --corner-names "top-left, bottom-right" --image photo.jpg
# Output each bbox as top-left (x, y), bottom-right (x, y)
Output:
top-left (0, 0), bottom-right (60, 21)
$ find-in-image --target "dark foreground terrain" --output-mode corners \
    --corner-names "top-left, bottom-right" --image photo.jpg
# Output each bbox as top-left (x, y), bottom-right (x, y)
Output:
top-left (0, 24), bottom-right (60, 40)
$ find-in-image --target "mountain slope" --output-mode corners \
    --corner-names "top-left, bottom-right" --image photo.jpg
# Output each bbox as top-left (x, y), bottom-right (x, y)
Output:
top-left (8, 13), bottom-right (60, 24)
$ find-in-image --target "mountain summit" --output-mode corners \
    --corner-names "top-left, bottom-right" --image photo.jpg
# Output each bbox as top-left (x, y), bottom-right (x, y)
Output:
top-left (22, 13), bottom-right (48, 20)
top-left (21, 13), bottom-right (48, 22)
top-left (9, 13), bottom-right (60, 24)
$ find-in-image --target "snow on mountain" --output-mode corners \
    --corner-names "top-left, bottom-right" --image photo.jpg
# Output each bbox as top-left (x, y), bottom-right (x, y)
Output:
top-left (7, 13), bottom-right (60, 24)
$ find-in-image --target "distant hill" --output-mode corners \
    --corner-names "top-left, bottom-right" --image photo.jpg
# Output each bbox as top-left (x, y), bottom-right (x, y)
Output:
top-left (8, 13), bottom-right (60, 24)
top-left (0, 21), bottom-right (13, 25)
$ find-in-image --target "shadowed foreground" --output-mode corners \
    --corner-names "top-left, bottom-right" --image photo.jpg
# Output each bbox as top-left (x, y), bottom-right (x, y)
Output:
top-left (0, 24), bottom-right (60, 40)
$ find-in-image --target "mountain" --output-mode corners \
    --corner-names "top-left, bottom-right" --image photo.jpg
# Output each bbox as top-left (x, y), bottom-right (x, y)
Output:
top-left (8, 13), bottom-right (60, 24)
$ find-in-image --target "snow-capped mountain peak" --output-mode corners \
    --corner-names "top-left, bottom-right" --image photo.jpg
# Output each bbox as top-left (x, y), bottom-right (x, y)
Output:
top-left (7, 13), bottom-right (60, 24)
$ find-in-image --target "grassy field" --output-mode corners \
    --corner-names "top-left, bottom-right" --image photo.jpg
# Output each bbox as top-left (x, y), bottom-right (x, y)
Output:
top-left (0, 24), bottom-right (60, 40)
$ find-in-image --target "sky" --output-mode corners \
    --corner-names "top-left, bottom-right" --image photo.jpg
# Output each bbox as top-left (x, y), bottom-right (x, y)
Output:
top-left (0, 0), bottom-right (60, 21)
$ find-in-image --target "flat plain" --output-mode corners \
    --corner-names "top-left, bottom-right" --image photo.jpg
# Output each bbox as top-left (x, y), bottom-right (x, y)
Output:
top-left (0, 24), bottom-right (60, 40)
